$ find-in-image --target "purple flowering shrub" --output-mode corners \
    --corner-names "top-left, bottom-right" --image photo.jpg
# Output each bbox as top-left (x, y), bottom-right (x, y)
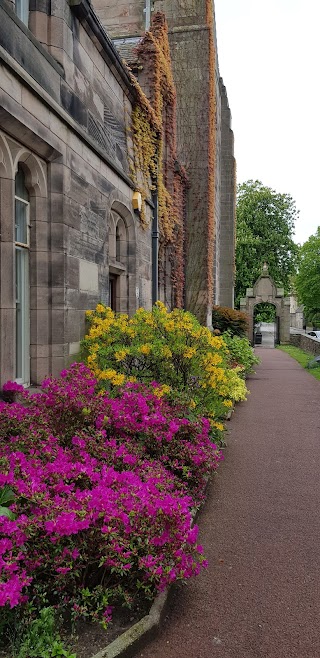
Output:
top-left (0, 364), bottom-right (222, 627)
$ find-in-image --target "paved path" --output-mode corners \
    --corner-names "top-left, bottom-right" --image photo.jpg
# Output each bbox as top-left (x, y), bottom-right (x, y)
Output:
top-left (136, 348), bottom-right (320, 658)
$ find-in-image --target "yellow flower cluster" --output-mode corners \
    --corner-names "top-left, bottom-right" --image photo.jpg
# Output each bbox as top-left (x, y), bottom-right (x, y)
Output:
top-left (183, 347), bottom-right (196, 359)
top-left (139, 344), bottom-right (151, 355)
top-left (153, 384), bottom-right (171, 398)
top-left (98, 369), bottom-right (126, 386)
top-left (212, 421), bottom-right (225, 432)
top-left (82, 302), bottom-right (248, 424)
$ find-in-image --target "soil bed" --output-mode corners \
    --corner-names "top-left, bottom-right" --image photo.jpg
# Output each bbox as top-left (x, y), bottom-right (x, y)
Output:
top-left (0, 604), bottom-right (146, 658)
top-left (66, 606), bottom-right (145, 658)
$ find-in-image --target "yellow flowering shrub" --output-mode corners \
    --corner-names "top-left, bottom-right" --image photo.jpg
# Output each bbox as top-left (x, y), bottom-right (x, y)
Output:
top-left (81, 302), bottom-right (247, 424)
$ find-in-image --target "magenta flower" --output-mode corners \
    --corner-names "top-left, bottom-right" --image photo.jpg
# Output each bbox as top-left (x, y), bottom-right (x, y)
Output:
top-left (0, 363), bottom-right (221, 623)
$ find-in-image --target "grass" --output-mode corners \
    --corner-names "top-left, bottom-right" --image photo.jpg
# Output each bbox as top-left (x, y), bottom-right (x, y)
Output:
top-left (277, 345), bottom-right (320, 381)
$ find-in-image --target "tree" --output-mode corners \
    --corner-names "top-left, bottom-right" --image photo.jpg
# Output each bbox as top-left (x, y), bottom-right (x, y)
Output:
top-left (254, 302), bottom-right (276, 323)
top-left (235, 180), bottom-right (299, 307)
top-left (295, 227), bottom-right (320, 323)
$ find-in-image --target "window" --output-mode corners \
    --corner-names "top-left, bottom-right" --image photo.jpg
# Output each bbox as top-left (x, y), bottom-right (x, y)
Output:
top-left (15, 165), bottom-right (30, 384)
top-left (109, 275), bottom-right (116, 312)
top-left (116, 224), bottom-right (121, 262)
top-left (15, 0), bottom-right (29, 26)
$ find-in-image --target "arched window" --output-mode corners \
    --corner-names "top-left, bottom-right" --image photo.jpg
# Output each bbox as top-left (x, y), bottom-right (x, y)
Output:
top-left (109, 212), bottom-right (129, 313)
top-left (15, 164), bottom-right (30, 384)
top-left (108, 202), bottom-right (138, 316)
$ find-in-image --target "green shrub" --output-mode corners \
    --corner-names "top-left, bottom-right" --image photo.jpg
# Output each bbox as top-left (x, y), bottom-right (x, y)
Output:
top-left (254, 302), bottom-right (276, 323)
top-left (10, 607), bottom-right (75, 658)
top-left (212, 306), bottom-right (248, 337)
top-left (312, 312), bottom-right (320, 329)
top-left (222, 331), bottom-right (260, 376)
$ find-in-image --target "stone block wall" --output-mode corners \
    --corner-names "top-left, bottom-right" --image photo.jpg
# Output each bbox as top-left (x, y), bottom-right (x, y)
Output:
top-left (219, 79), bottom-right (236, 308)
top-left (0, 0), bottom-right (134, 172)
top-left (94, 0), bottom-right (145, 36)
top-left (0, 0), bottom-right (153, 387)
top-left (168, 24), bottom-right (212, 323)
top-left (290, 334), bottom-right (320, 357)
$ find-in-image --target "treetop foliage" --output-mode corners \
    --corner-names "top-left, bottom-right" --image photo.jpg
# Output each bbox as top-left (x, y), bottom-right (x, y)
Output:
top-left (235, 180), bottom-right (299, 307)
top-left (295, 226), bottom-right (320, 321)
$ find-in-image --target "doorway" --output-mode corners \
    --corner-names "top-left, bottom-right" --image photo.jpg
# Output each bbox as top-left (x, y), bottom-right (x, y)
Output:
top-left (253, 302), bottom-right (277, 348)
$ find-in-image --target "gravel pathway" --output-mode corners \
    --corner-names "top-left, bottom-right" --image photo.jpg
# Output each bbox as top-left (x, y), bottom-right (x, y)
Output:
top-left (136, 348), bottom-right (320, 658)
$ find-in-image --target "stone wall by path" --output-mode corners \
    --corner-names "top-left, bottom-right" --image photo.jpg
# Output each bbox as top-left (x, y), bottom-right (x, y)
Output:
top-left (290, 334), bottom-right (320, 356)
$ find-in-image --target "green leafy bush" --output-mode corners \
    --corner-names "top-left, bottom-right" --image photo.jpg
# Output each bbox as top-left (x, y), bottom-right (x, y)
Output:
top-left (312, 313), bottom-right (320, 329)
top-left (254, 302), bottom-right (276, 323)
top-left (0, 486), bottom-right (15, 520)
top-left (212, 306), bottom-right (249, 337)
top-left (11, 607), bottom-right (75, 658)
top-left (222, 331), bottom-right (260, 376)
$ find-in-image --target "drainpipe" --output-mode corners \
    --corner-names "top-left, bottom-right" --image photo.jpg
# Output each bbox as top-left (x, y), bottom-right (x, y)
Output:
top-left (151, 185), bottom-right (159, 305)
top-left (144, 0), bottom-right (151, 30)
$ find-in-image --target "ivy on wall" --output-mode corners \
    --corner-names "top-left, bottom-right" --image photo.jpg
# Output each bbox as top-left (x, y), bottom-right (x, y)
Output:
top-left (126, 12), bottom-right (187, 307)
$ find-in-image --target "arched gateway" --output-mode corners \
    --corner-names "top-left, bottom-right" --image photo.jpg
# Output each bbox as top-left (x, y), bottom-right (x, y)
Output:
top-left (240, 264), bottom-right (290, 345)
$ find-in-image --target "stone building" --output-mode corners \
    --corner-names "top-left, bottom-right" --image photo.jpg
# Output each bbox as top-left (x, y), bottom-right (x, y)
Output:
top-left (0, 0), bottom-right (235, 389)
top-left (0, 0), bottom-right (158, 387)
top-left (93, 0), bottom-right (237, 324)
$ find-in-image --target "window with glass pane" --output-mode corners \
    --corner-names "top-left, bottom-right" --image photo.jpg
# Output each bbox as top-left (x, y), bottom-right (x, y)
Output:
top-left (15, 165), bottom-right (30, 384)
top-left (15, 0), bottom-right (29, 26)
top-left (15, 166), bottom-right (29, 201)
top-left (15, 166), bottom-right (29, 245)
top-left (15, 199), bottom-right (29, 244)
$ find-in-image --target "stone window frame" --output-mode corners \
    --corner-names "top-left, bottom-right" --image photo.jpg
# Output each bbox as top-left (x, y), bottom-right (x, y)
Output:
top-left (0, 131), bottom-right (48, 387)
top-left (108, 201), bottom-right (138, 316)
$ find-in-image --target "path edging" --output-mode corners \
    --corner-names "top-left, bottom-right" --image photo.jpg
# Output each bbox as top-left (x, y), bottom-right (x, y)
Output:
top-left (90, 590), bottom-right (169, 658)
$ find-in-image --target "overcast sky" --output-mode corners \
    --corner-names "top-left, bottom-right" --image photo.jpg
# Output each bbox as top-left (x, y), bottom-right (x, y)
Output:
top-left (214, 0), bottom-right (320, 245)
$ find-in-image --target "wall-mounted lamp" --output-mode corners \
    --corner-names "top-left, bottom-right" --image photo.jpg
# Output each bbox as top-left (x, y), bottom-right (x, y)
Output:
top-left (132, 191), bottom-right (142, 214)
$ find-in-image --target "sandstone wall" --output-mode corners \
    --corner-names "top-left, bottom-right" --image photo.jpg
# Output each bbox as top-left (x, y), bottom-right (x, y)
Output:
top-left (219, 79), bottom-right (236, 308)
top-left (0, 0), bottom-right (153, 386)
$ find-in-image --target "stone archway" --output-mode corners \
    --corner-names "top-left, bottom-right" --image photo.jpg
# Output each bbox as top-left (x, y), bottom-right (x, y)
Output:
top-left (239, 264), bottom-right (290, 345)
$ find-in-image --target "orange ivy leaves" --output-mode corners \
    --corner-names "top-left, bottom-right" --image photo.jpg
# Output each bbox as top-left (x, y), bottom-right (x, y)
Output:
top-left (128, 12), bottom-right (187, 306)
